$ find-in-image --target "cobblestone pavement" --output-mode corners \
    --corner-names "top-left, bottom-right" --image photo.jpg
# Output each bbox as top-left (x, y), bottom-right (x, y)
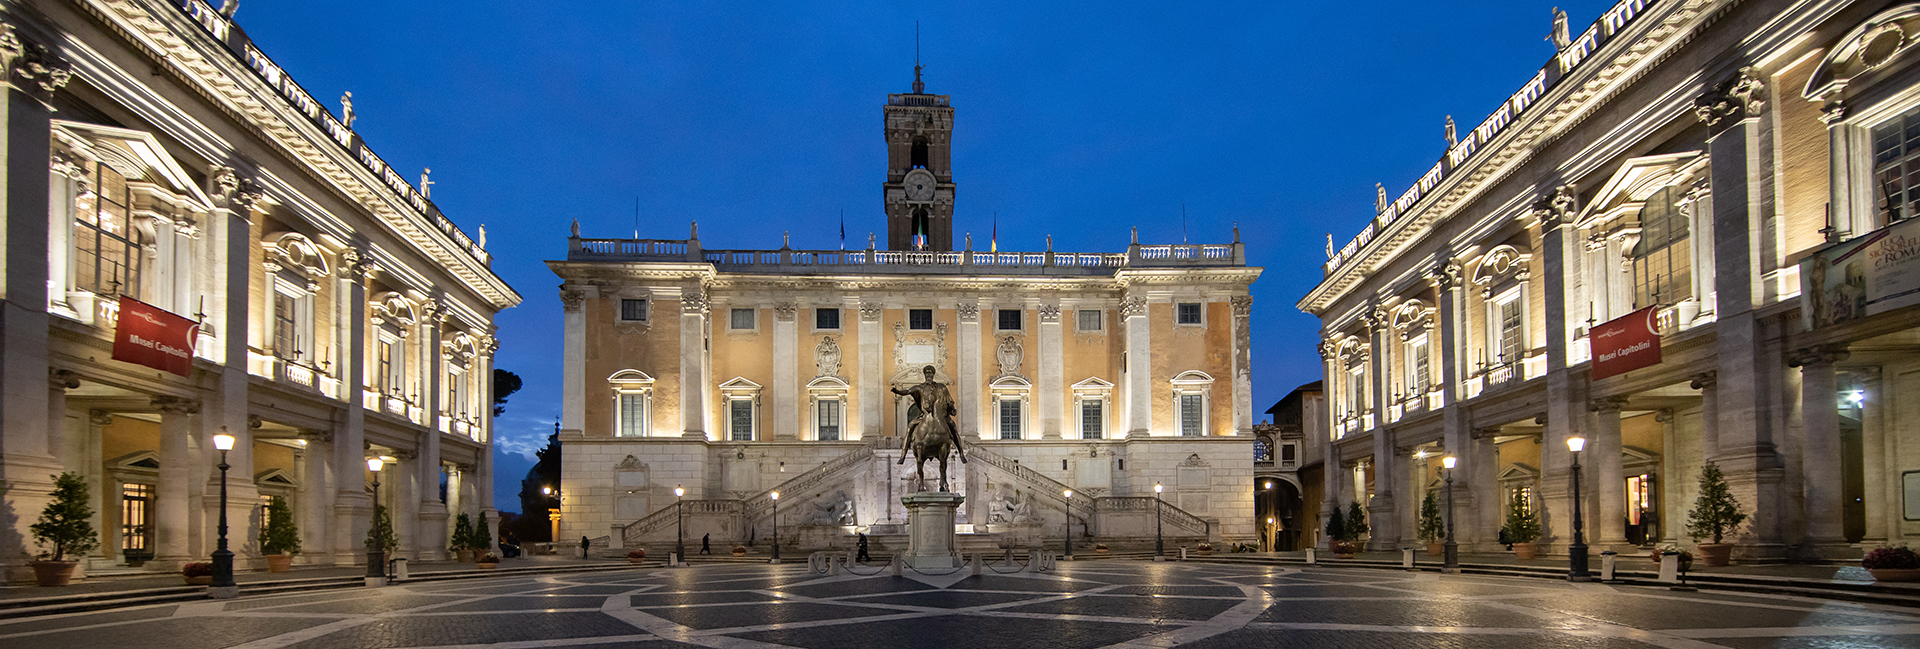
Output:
top-left (5, 561), bottom-right (1919, 648)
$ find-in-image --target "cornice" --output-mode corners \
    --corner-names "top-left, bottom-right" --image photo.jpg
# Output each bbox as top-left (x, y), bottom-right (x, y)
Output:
top-left (1299, 0), bottom-right (1724, 315)
top-left (84, 0), bottom-right (519, 310)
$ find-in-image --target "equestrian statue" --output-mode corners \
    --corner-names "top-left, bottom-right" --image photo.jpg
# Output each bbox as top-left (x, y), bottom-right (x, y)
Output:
top-left (892, 365), bottom-right (968, 492)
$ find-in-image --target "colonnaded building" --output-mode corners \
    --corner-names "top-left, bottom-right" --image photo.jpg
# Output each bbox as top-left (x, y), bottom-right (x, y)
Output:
top-left (0, 0), bottom-right (519, 582)
top-left (1301, 0), bottom-right (1920, 561)
top-left (549, 71), bottom-right (1262, 553)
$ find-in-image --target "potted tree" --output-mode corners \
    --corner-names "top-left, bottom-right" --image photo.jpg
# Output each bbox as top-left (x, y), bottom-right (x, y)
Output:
top-left (1196, 541), bottom-right (1213, 555)
top-left (259, 496), bottom-right (301, 573)
top-left (182, 562), bottom-right (214, 586)
top-left (29, 472), bottom-right (99, 586)
top-left (1685, 461), bottom-right (1746, 567)
top-left (627, 549), bottom-right (648, 564)
top-left (732, 543), bottom-right (748, 557)
top-left (368, 504), bottom-right (399, 565)
top-left (1863, 546), bottom-right (1920, 582)
top-left (1418, 490), bottom-right (1446, 557)
top-left (1505, 490), bottom-right (1541, 560)
top-left (471, 515), bottom-right (493, 558)
top-left (451, 514), bottom-right (475, 562)
top-left (1324, 505), bottom-right (1352, 557)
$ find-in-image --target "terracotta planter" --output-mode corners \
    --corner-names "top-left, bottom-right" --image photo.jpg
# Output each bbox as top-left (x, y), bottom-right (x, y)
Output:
top-left (731, 547), bottom-right (747, 557)
top-left (1513, 542), bottom-right (1537, 560)
top-left (1869, 568), bottom-right (1920, 582)
top-left (32, 560), bottom-right (77, 587)
top-left (456, 549), bottom-right (474, 563)
top-left (628, 557), bottom-right (647, 565)
top-left (1426, 542), bottom-right (1444, 556)
top-left (266, 554), bottom-right (294, 573)
top-left (184, 575), bottom-right (212, 586)
top-left (1696, 543), bottom-right (1734, 567)
top-left (1095, 547), bottom-right (1109, 554)
top-left (476, 562), bottom-right (499, 570)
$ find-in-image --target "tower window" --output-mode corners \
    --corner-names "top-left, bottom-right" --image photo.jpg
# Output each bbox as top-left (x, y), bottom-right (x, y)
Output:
top-left (816, 308), bottom-right (840, 330)
top-left (998, 309), bottom-right (1022, 331)
top-left (910, 137), bottom-right (929, 170)
top-left (909, 309), bottom-right (934, 330)
top-left (1177, 303), bottom-right (1204, 325)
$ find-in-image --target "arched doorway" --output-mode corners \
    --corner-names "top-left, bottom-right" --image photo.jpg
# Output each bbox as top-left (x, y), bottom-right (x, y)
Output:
top-left (1255, 477), bottom-right (1305, 551)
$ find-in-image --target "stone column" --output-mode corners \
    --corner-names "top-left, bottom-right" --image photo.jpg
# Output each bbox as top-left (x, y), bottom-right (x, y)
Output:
top-left (1427, 262), bottom-right (1480, 545)
top-left (1472, 430), bottom-right (1501, 551)
top-left (1123, 297), bottom-right (1151, 437)
top-left (1705, 72), bottom-right (1784, 557)
top-left (1231, 296), bottom-right (1254, 435)
top-left (393, 451), bottom-right (417, 557)
top-left (48, 370), bottom-right (78, 462)
top-left (1589, 396), bottom-right (1628, 548)
top-left (772, 303), bottom-right (798, 439)
top-left (1364, 307), bottom-right (1396, 550)
top-left (561, 289), bottom-right (585, 435)
top-left (1039, 303), bottom-right (1063, 439)
top-left (1537, 187), bottom-right (1584, 550)
top-left (1789, 345), bottom-right (1847, 552)
top-left (153, 397), bottom-right (201, 563)
top-left (1819, 100), bottom-right (1872, 240)
top-left (680, 289), bottom-right (708, 439)
top-left (299, 431), bottom-right (334, 564)
top-left (955, 302), bottom-right (981, 439)
top-left (1862, 368), bottom-right (1891, 544)
top-left (333, 248), bottom-right (370, 565)
top-left (1690, 372), bottom-right (1719, 463)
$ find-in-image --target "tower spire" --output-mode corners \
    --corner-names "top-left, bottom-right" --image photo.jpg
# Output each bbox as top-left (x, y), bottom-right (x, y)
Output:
top-left (913, 21), bottom-right (924, 94)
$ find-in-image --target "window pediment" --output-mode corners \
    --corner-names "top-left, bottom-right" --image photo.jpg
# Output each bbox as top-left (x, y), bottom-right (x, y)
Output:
top-left (1471, 245), bottom-right (1531, 293)
top-left (1170, 370), bottom-right (1215, 387)
top-left (265, 232), bottom-right (331, 280)
top-left (1805, 4), bottom-right (1920, 103)
top-left (52, 120), bottom-right (213, 213)
top-left (1575, 152), bottom-right (1707, 230)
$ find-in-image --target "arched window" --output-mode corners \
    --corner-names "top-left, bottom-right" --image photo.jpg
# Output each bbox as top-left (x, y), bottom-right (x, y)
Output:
top-left (910, 137), bottom-right (929, 169)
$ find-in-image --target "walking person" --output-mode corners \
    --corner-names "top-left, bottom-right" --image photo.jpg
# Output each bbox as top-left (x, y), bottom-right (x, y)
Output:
top-left (856, 532), bottom-right (871, 562)
top-left (700, 533), bottom-right (712, 555)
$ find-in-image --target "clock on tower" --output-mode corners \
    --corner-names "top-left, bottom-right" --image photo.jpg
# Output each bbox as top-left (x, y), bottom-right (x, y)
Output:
top-left (883, 66), bottom-right (955, 251)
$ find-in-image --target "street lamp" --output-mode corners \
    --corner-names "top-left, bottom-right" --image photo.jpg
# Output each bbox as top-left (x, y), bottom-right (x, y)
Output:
top-left (770, 491), bottom-right (781, 563)
top-left (1567, 436), bottom-right (1591, 582)
top-left (1062, 489), bottom-right (1074, 558)
top-left (366, 456), bottom-right (385, 583)
top-left (1441, 455), bottom-right (1458, 574)
top-left (1263, 480), bottom-right (1276, 552)
top-left (210, 431), bottom-right (237, 597)
top-left (674, 485), bottom-right (686, 560)
top-left (1154, 482), bottom-right (1165, 558)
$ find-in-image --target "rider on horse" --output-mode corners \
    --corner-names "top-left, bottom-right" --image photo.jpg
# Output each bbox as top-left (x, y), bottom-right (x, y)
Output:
top-left (892, 365), bottom-right (967, 479)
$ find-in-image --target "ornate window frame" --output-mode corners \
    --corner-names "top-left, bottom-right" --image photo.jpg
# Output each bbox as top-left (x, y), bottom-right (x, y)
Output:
top-left (609, 370), bottom-right (655, 437)
top-left (718, 377), bottom-right (762, 441)
top-left (989, 375), bottom-right (1032, 440)
top-left (1071, 377), bottom-right (1114, 440)
top-left (806, 376), bottom-right (850, 441)
top-left (1170, 370), bottom-right (1214, 437)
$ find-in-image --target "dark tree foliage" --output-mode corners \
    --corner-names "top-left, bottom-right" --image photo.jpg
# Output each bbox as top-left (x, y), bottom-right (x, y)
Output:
top-left (493, 368), bottom-right (523, 416)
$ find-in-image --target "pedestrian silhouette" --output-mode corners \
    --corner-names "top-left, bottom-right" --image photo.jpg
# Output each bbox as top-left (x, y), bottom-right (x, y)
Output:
top-left (856, 532), bottom-right (871, 562)
top-left (700, 533), bottom-right (712, 555)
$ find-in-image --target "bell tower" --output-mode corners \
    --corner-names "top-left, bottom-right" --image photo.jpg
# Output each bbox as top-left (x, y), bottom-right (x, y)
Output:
top-left (883, 64), bottom-right (955, 251)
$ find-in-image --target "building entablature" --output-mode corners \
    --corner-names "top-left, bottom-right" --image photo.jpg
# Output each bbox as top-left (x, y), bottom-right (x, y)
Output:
top-left (565, 233), bottom-right (1248, 276)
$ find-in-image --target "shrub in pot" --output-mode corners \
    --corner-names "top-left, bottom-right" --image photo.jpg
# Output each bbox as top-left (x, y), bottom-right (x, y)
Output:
top-left (1324, 502), bottom-right (1367, 557)
top-left (1504, 491), bottom-right (1541, 560)
top-left (731, 544), bottom-right (748, 557)
top-left (451, 513), bottom-right (475, 562)
top-left (1094, 543), bottom-right (1109, 554)
top-left (30, 472), bottom-right (98, 586)
top-left (1863, 546), bottom-right (1920, 582)
top-left (627, 549), bottom-right (647, 564)
top-left (182, 562), bottom-right (214, 586)
top-left (1417, 490), bottom-right (1446, 556)
top-left (472, 515), bottom-right (493, 556)
top-left (258, 496), bottom-right (301, 573)
top-left (1196, 541), bottom-right (1213, 555)
top-left (476, 553), bottom-right (500, 569)
top-left (1684, 461), bottom-right (1747, 567)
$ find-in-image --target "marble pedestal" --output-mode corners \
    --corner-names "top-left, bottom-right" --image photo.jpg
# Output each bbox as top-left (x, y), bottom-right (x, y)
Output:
top-left (902, 492), bottom-right (964, 569)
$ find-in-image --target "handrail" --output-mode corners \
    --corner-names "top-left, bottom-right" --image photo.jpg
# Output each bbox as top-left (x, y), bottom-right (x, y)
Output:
top-left (743, 438), bottom-right (882, 520)
top-left (1094, 496), bottom-right (1210, 536)
top-left (620, 499), bottom-right (739, 546)
top-left (967, 445), bottom-right (1090, 521)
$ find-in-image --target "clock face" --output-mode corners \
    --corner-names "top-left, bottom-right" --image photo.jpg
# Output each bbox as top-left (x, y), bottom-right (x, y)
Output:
top-left (904, 169), bottom-right (935, 202)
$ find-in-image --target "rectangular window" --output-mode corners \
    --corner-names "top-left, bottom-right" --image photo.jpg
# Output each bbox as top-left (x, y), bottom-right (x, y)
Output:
top-left (998, 398), bottom-right (1022, 439)
top-left (121, 483), bottom-right (151, 551)
top-left (1347, 367), bottom-right (1367, 413)
top-left (618, 393), bottom-right (646, 437)
top-left (1631, 186), bottom-right (1692, 309)
top-left (909, 308), bottom-right (934, 330)
top-left (1177, 302), bottom-right (1203, 325)
top-left (74, 164), bottom-right (143, 298)
top-left (377, 340), bottom-right (394, 393)
top-left (815, 308), bottom-right (840, 330)
top-left (729, 399), bottom-right (754, 441)
top-left (1179, 393), bottom-right (1204, 436)
top-left (1408, 337), bottom-right (1430, 394)
top-left (817, 399), bottom-right (840, 440)
top-left (449, 368), bottom-right (470, 418)
top-left (1077, 309), bottom-right (1102, 332)
top-left (274, 292), bottom-right (299, 358)
top-left (998, 309), bottom-right (1022, 331)
top-left (1497, 295), bottom-right (1523, 364)
top-left (1281, 443), bottom-right (1297, 463)
top-left (730, 308), bottom-right (756, 330)
top-left (1872, 106), bottom-right (1920, 224)
top-left (620, 299), bottom-right (648, 321)
top-left (1081, 399), bottom-right (1103, 439)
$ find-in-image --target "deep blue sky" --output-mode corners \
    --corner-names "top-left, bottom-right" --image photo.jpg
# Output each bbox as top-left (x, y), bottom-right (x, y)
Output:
top-left (229, 0), bottom-right (1611, 513)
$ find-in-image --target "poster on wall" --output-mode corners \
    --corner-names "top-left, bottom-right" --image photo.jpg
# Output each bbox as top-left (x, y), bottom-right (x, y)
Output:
top-left (110, 296), bottom-right (199, 377)
top-left (1590, 306), bottom-right (1661, 380)
top-left (1802, 216), bottom-right (1920, 330)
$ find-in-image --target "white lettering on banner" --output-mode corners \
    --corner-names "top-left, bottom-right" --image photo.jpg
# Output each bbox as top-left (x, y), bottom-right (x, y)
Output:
top-left (1324, 0), bottom-right (1656, 272)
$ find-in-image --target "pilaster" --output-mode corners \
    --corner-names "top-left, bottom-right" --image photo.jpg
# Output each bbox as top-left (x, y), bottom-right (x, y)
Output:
top-left (680, 288), bottom-right (708, 439)
top-left (955, 301), bottom-right (980, 438)
top-left (772, 303), bottom-right (798, 439)
top-left (1038, 303), bottom-right (1062, 439)
top-left (561, 289), bottom-right (585, 435)
top-left (1123, 297), bottom-right (1150, 437)
top-left (1589, 396), bottom-right (1628, 548)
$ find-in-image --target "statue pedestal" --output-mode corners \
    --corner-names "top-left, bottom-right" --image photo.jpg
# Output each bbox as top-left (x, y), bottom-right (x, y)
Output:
top-left (902, 492), bottom-right (965, 569)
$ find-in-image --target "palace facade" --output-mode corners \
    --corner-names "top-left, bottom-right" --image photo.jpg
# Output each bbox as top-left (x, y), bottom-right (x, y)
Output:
top-left (0, 0), bottom-right (518, 581)
top-left (1300, 0), bottom-right (1920, 560)
top-left (550, 75), bottom-right (1262, 553)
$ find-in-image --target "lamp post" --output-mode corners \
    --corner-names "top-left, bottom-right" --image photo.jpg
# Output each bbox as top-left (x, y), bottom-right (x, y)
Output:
top-left (366, 456), bottom-right (385, 583)
top-left (1263, 480), bottom-right (1275, 552)
top-left (1567, 436), bottom-right (1591, 582)
top-left (1062, 489), bottom-right (1074, 558)
top-left (1154, 482), bottom-right (1165, 558)
top-left (770, 491), bottom-right (781, 563)
top-left (1442, 455), bottom-right (1458, 574)
top-left (210, 431), bottom-right (237, 597)
top-left (674, 486), bottom-right (686, 561)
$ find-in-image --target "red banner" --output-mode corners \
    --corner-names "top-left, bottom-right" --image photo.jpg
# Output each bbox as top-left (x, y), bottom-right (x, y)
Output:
top-left (1590, 306), bottom-right (1661, 380)
top-left (111, 297), bottom-right (199, 377)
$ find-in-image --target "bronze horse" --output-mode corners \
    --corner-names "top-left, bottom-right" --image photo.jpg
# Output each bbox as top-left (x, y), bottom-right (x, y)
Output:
top-left (892, 365), bottom-right (968, 492)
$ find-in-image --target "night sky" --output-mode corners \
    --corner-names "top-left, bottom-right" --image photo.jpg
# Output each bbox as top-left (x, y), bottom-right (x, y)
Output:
top-left (223, 0), bottom-right (1613, 511)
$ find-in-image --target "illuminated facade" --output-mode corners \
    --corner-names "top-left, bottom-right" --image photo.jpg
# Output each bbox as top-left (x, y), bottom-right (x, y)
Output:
top-left (550, 77), bottom-right (1261, 553)
top-left (0, 0), bottom-right (519, 581)
top-left (1300, 0), bottom-right (1920, 560)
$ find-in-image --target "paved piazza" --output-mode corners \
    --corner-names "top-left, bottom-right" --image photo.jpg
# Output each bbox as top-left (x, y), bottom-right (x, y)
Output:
top-left (5, 562), bottom-right (1920, 648)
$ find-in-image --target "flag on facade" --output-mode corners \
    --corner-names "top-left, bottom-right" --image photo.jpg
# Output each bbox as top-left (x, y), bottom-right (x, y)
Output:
top-left (991, 213), bottom-right (998, 253)
top-left (839, 211), bottom-right (845, 250)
